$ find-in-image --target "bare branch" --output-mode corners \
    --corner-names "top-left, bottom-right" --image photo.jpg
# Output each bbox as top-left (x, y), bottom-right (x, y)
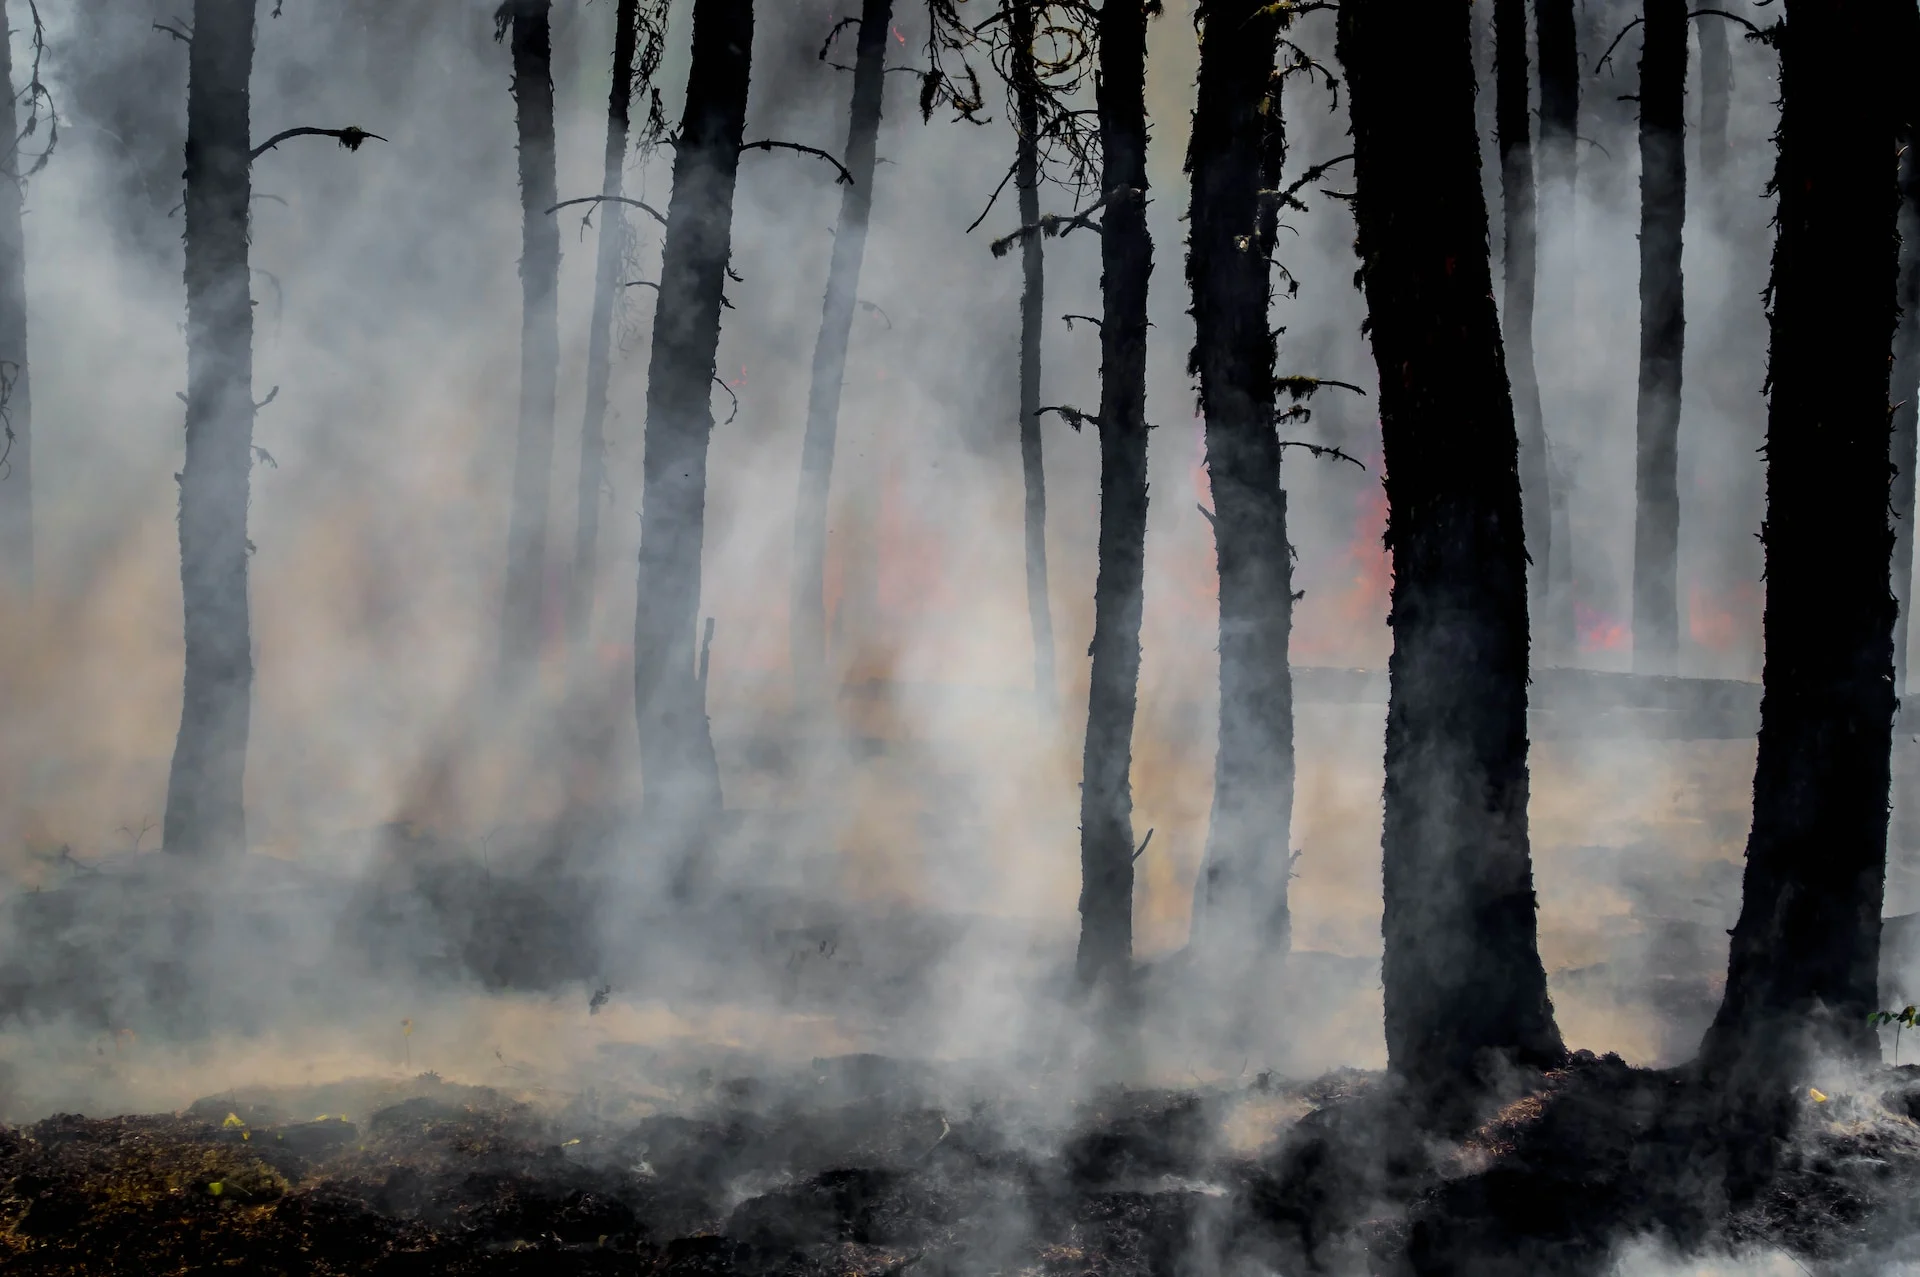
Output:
top-left (625, 279), bottom-right (661, 291)
top-left (153, 21), bottom-right (192, 44)
top-left (547, 193), bottom-right (669, 227)
top-left (1278, 439), bottom-right (1367, 471)
top-left (1062, 313), bottom-right (1101, 331)
top-left (1594, 17), bottom-right (1645, 74)
top-left (1131, 828), bottom-right (1155, 863)
top-left (739, 139), bottom-right (855, 186)
top-left (1261, 152), bottom-right (1355, 216)
top-left (250, 126), bottom-right (387, 161)
top-left (712, 376), bottom-right (740, 426)
top-left (857, 299), bottom-right (894, 329)
top-left (1036, 404), bottom-right (1095, 431)
top-left (1275, 375), bottom-right (1367, 400)
top-left (1689, 7), bottom-right (1762, 34)
top-left (965, 157), bottom-right (1020, 234)
top-left (990, 188), bottom-right (1131, 258)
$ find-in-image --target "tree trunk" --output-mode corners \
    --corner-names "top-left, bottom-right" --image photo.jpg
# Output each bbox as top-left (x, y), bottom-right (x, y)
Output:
top-left (1186, 0), bottom-right (1291, 968)
top-left (164, 0), bottom-right (258, 857)
top-left (635, 0), bottom-right (750, 885)
top-left (1496, 0), bottom-right (1551, 655)
top-left (1335, 0), bottom-right (1563, 1117)
top-left (0, 0), bottom-right (33, 596)
top-left (1013, 0), bottom-right (1056, 713)
top-left (1699, 0), bottom-right (1903, 1088)
top-left (790, 0), bottom-right (892, 698)
top-left (1697, 6), bottom-right (1732, 183)
top-left (498, 0), bottom-right (562, 686)
top-left (1891, 115), bottom-right (1920, 697)
top-left (1534, 0), bottom-right (1578, 656)
top-left (567, 0), bottom-right (641, 659)
top-left (1632, 0), bottom-right (1687, 674)
top-left (1074, 0), bottom-right (1153, 996)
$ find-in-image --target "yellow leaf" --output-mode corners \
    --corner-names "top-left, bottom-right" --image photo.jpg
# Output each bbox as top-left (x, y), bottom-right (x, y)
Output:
top-left (1809, 1088), bottom-right (1828, 1103)
top-left (208, 1181), bottom-right (224, 1196)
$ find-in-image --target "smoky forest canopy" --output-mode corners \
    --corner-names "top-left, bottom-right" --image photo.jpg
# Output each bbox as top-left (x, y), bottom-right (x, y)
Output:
top-left (0, 0), bottom-right (1918, 1272)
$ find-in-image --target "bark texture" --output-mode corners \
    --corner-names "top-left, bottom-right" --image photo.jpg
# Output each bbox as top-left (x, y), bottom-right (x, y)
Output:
top-left (1535, 0), bottom-right (1578, 655)
top-left (568, 0), bottom-right (641, 657)
top-left (1495, 0), bottom-right (1551, 644)
top-left (165, 0), bottom-right (258, 857)
top-left (1891, 80), bottom-right (1920, 697)
top-left (634, 0), bottom-right (750, 882)
top-left (1012, 0), bottom-right (1056, 712)
top-left (0, 0), bottom-right (32, 594)
top-left (1074, 0), bottom-right (1152, 995)
top-left (1632, 0), bottom-right (1687, 673)
top-left (1535, 0), bottom-right (1578, 198)
top-left (790, 0), bottom-right (892, 696)
top-left (1186, 0), bottom-right (1291, 966)
top-left (1700, 0), bottom-right (1903, 1086)
top-left (498, 0), bottom-right (562, 684)
top-left (1335, 0), bottom-right (1563, 1113)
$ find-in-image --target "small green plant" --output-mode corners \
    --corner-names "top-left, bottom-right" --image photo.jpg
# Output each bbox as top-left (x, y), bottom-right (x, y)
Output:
top-left (1868, 1005), bottom-right (1919, 1065)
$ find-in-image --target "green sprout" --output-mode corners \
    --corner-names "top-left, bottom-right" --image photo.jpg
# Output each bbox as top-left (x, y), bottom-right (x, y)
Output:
top-left (1868, 1005), bottom-right (1919, 1065)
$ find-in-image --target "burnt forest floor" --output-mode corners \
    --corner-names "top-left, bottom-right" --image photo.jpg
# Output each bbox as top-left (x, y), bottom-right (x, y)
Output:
top-left (4, 1052), bottom-right (1920, 1275)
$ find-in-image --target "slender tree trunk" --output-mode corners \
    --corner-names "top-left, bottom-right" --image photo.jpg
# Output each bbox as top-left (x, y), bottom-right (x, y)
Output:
top-left (1891, 119), bottom-right (1920, 697)
top-left (1699, 0), bottom-right (1902, 1087)
top-left (0, 0), bottom-right (32, 595)
top-left (568, 0), bottom-right (641, 659)
top-left (1074, 0), bottom-right (1153, 996)
top-left (790, 0), bottom-right (892, 698)
top-left (1335, 0), bottom-right (1563, 1118)
top-left (498, 0), bottom-right (562, 685)
top-left (1496, 0), bottom-right (1551, 649)
top-left (164, 0), bottom-right (258, 857)
top-left (1697, 6), bottom-right (1732, 183)
top-left (1187, 0), bottom-right (1291, 968)
top-left (635, 0), bottom-right (750, 884)
top-left (1535, 0), bottom-right (1578, 656)
top-left (1632, 0), bottom-right (1687, 674)
top-left (1013, 0), bottom-right (1056, 713)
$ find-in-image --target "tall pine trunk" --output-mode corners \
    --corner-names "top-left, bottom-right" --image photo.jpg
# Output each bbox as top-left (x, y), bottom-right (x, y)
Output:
top-left (1534, 0), bottom-right (1578, 656)
top-left (1187, 0), bottom-right (1292, 967)
top-left (635, 0), bottom-right (750, 884)
top-left (1495, 0), bottom-right (1551, 649)
top-left (498, 0), bottom-right (562, 685)
top-left (1699, 0), bottom-right (1902, 1087)
top-left (1013, 0), bottom-right (1056, 712)
top-left (790, 0), bottom-right (891, 697)
top-left (1891, 106), bottom-right (1920, 697)
top-left (1632, 0), bottom-right (1687, 674)
top-left (1336, 0), bottom-right (1562, 1117)
top-left (1698, 6), bottom-right (1732, 183)
top-left (568, 0), bottom-right (641, 659)
top-left (1074, 0), bottom-right (1153, 995)
top-left (0, 0), bottom-right (32, 595)
top-left (165, 0), bottom-right (258, 857)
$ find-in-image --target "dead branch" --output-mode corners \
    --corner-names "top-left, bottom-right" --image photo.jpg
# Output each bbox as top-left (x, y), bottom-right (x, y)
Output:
top-left (548, 194), bottom-right (669, 227)
top-left (712, 376), bottom-right (740, 426)
top-left (818, 15), bottom-right (862, 60)
top-left (254, 385), bottom-right (279, 411)
top-left (1131, 828), bottom-right (1155, 863)
top-left (252, 445), bottom-right (278, 469)
top-left (1036, 404), bottom-right (1095, 431)
top-left (1275, 375), bottom-right (1367, 400)
top-left (1196, 503), bottom-right (1217, 526)
top-left (625, 279), bottom-right (661, 291)
top-left (857, 299), bottom-right (893, 329)
top-left (1260, 152), bottom-right (1355, 216)
top-left (965, 157), bottom-right (1021, 234)
top-left (739, 139), bottom-right (855, 185)
top-left (990, 188), bottom-right (1130, 259)
top-left (1594, 16), bottom-right (1645, 74)
top-left (153, 20), bottom-right (191, 44)
top-left (1278, 439), bottom-right (1367, 471)
top-left (1689, 7), bottom-right (1763, 34)
top-left (1062, 313), bottom-right (1101, 331)
top-left (250, 126), bottom-right (386, 161)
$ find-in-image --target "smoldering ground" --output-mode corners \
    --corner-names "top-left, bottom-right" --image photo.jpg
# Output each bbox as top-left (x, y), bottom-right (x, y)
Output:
top-left (0, 0), bottom-right (1915, 1272)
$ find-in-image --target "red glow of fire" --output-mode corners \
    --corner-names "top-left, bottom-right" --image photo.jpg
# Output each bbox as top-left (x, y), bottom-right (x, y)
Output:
top-left (892, 25), bottom-right (907, 45)
top-left (1290, 468), bottom-right (1391, 662)
top-left (1576, 603), bottom-right (1629, 653)
top-left (1688, 581), bottom-right (1760, 652)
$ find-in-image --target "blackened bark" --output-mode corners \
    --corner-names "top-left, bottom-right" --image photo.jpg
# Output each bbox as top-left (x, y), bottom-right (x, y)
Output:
top-left (1496, 0), bottom-right (1551, 645)
top-left (1075, 0), bottom-right (1152, 995)
top-left (0, 0), bottom-right (32, 594)
top-left (1013, 0), bottom-right (1056, 712)
top-left (1633, 0), bottom-right (1687, 673)
top-left (1698, 8), bottom-right (1732, 182)
top-left (1535, 0), bottom-right (1578, 197)
top-left (1186, 0), bottom-right (1291, 966)
top-left (634, 0), bottom-right (750, 881)
top-left (567, 0), bottom-right (641, 657)
top-left (164, 0), bottom-right (257, 857)
top-left (498, 0), bottom-right (562, 684)
top-left (1335, 0), bottom-right (1563, 1114)
top-left (790, 0), bottom-right (892, 695)
top-left (1535, 0), bottom-right (1578, 655)
top-left (1700, 0), bottom-right (1902, 1085)
top-left (1891, 100), bottom-right (1920, 697)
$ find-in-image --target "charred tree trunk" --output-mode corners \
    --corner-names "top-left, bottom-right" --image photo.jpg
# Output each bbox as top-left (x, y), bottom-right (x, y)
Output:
top-left (634, 0), bottom-right (750, 883)
top-left (1698, 7), bottom-right (1732, 183)
top-left (1891, 110), bottom-right (1920, 697)
top-left (1700, 0), bottom-right (1902, 1086)
top-left (164, 0), bottom-right (258, 857)
top-left (567, 0), bottom-right (641, 659)
top-left (790, 0), bottom-right (892, 697)
top-left (1535, 0), bottom-right (1578, 655)
top-left (1186, 0), bottom-right (1291, 968)
top-left (498, 0), bottom-right (561, 685)
top-left (0, 0), bottom-right (32, 595)
top-left (1075, 0), bottom-right (1153, 996)
top-left (1336, 0), bottom-right (1563, 1115)
top-left (1495, 0), bottom-right (1551, 650)
top-left (1013, 0), bottom-right (1056, 712)
top-left (1633, 0), bottom-right (1687, 674)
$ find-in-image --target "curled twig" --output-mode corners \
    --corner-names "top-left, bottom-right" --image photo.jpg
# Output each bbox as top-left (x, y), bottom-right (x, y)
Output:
top-left (712, 376), bottom-right (740, 426)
